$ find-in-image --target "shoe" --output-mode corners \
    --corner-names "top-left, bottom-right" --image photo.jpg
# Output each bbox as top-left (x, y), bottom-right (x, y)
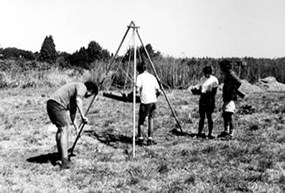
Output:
top-left (60, 158), bottom-right (73, 170)
top-left (207, 135), bottom-right (215, 139)
top-left (146, 139), bottom-right (157, 146)
top-left (217, 131), bottom-right (228, 138)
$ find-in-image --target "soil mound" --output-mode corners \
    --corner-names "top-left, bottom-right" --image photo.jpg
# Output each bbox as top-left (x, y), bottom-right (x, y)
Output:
top-left (257, 76), bottom-right (285, 92)
top-left (239, 79), bottom-right (263, 93)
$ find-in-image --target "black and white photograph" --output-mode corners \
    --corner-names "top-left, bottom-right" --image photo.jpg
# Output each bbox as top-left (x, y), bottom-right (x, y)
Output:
top-left (1, 0), bottom-right (285, 192)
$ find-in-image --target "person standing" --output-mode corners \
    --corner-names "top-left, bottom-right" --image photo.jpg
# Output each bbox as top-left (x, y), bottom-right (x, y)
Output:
top-left (46, 81), bottom-right (98, 169)
top-left (195, 66), bottom-right (219, 139)
top-left (136, 62), bottom-right (161, 146)
top-left (218, 59), bottom-right (245, 139)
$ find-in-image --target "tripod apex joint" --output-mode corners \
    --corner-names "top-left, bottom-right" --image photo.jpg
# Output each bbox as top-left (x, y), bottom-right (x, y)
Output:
top-left (128, 25), bottom-right (140, 29)
top-left (128, 21), bottom-right (140, 29)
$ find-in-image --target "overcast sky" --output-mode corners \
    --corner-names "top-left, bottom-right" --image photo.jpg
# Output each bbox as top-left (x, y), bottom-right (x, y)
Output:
top-left (0, 0), bottom-right (285, 58)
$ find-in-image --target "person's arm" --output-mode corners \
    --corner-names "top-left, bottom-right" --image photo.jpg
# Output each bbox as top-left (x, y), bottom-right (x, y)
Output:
top-left (207, 77), bottom-right (219, 97)
top-left (69, 104), bottom-right (79, 134)
top-left (154, 78), bottom-right (162, 97)
top-left (230, 71), bottom-right (246, 98)
top-left (237, 89), bottom-right (246, 98)
top-left (156, 87), bottom-right (162, 97)
top-left (230, 71), bottom-right (242, 89)
top-left (136, 75), bottom-right (142, 95)
top-left (76, 96), bottom-right (88, 124)
top-left (70, 108), bottom-right (77, 124)
top-left (136, 86), bottom-right (141, 95)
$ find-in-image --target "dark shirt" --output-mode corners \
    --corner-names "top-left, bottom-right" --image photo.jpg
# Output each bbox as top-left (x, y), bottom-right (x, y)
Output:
top-left (222, 70), bottom-right (242, 102)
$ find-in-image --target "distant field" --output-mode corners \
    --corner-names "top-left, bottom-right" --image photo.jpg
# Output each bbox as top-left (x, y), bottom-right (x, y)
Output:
top-left (1, 86), bottom-right (285, 192)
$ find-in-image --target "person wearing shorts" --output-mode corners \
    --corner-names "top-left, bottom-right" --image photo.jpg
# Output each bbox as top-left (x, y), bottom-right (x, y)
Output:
top-left (197, 66), bottom-right (219, 139)
top-left (219, 60), bottom-right (244, 139)
top-left (136, 62), bottom-right (161, 146)
top-left (47, 81), bottom-right (98, 169)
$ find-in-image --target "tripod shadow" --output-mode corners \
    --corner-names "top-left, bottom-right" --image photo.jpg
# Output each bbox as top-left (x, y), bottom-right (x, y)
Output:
top-left (84, 130), bottom-right (132, 148)
top-left (26, 152), bottom-right (60, 166)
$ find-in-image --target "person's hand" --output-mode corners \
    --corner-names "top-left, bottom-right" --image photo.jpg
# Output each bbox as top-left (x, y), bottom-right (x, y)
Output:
top-left (188, 85), bottom-right (199, 91)
top-left (190, 86), bottom-right (201, 95)
top-left (72, 122), bottom-right (79, 135)
top-left (156, 90), bottom-right (161, 97)
top-left (82, 116), bottom-right (88, 124)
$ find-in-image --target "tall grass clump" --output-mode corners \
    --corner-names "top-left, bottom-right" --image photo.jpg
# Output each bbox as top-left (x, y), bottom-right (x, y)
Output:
top-left (1, 56), bottom-right (285, 90)
top-left (0, 59), bottom-right (50, 88)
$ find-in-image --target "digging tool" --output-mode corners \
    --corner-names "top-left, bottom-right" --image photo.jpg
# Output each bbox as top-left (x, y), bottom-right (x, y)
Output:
top-left (72, 122), bottom-right (79, 136)
top-left (69, 94), bottom-right (96, 156)
top-left (69, 122), bottom-right (85, 156)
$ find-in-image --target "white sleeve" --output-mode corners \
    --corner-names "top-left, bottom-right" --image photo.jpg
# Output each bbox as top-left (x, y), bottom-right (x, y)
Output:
top-left (136, 76), bottom-right (142, 93)
top-left (155, 78), bottom-right (160, 89)
top-left (136, 76), bottom-right (142, 87)
top-left (214, 77), bottom-right (219, 88)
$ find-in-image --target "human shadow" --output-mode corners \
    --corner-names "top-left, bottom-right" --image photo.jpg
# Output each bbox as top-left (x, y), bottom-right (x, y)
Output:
top-left (84, 130), bottom-right (132, 148)
top-left (26, 152), bottom-right (60, 166)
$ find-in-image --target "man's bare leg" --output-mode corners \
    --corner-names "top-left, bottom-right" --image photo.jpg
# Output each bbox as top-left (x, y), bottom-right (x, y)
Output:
top-left (56, 126), bottom-right (71, 169)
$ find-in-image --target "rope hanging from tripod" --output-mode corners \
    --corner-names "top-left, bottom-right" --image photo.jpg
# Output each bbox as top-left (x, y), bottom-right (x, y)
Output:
top-left (102, 29), bottom-right (142, 103)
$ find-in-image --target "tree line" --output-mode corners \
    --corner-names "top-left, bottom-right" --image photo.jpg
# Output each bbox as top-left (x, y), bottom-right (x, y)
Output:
top-left (0, 35), bottom-right (112, 69)
top-left (1, 35), bottom-right (285, 88)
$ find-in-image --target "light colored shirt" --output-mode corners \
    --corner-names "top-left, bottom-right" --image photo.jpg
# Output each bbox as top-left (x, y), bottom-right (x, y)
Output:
top-left (200, 75), bottom-right (219, 93)
top-left (49, 82), bottom-right (87, 110)
top-left (136, 71), bottom-right (160, 104)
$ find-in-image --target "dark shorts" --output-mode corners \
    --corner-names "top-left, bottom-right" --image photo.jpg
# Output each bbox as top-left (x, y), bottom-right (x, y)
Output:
top-left (138, 103), bottom-right (156, 125)
top-left (199, 98), bottom-right (215, 114)
top-left (47, 100), bottom-right (69, 127)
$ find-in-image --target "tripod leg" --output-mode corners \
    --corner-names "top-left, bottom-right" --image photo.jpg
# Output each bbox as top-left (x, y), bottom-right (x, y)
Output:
top-left (136, 30), bottom-right (183, 133)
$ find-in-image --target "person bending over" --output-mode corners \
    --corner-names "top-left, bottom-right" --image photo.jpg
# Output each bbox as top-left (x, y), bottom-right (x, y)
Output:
top-left (47, 81), bottom-right (98, 169)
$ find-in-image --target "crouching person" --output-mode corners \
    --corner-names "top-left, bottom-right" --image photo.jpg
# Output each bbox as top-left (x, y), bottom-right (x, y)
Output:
top-left (46, 81), bottom-right (98, 169)
top-left (136, 62), bottom-right (161, 146)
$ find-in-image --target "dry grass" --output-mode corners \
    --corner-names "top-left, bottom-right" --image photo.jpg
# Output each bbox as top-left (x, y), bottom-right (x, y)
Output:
top-left (1, 84), bottom-right (285, 192)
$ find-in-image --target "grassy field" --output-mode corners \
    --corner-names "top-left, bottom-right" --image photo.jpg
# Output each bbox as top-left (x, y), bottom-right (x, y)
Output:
top-left (1, 85), bottom-right (285, 192)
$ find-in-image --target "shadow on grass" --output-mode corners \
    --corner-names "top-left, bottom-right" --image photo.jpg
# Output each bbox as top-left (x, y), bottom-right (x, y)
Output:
top-left (26, 152), bottom-right (60, 166)
top-left (170, 128), bottom-right (196, 138)
top-left (84, 130), bottom-right (132, 148)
